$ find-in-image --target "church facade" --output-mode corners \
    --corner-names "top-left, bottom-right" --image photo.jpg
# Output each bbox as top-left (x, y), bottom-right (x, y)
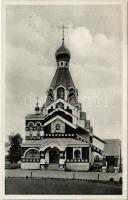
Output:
top-left (21, 32), bottom-right (121, 172)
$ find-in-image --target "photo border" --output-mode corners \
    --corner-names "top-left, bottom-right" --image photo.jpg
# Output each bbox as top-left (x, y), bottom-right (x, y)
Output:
top-left (1, 0), bottom-right (127, 199)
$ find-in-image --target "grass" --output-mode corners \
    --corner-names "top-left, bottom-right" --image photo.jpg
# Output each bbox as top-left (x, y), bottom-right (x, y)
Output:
top-left (5, 178), bottom-right (122, 195)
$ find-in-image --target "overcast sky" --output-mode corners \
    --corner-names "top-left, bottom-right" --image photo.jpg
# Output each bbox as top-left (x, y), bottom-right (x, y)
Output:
top-left (5, 4), bottom-right (123, 141)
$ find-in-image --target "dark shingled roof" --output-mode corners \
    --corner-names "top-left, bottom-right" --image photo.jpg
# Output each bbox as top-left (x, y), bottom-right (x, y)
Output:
top-left (50, 68), bottom-right (75, 89)
top-left (103, 139), bottom-right (121, 156)
top-left (22, 138), bottom-right (87, 149)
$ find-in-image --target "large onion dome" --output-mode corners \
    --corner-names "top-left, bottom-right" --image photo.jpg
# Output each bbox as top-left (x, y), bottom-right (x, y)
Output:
top-left (55, 41), bottom-right (71, 62)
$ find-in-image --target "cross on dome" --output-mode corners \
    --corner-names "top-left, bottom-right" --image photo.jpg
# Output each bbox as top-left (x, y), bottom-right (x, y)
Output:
top-left (55, 25), bottom-right (70, 63)
top-left (59, 25), bottom-right (68, 44)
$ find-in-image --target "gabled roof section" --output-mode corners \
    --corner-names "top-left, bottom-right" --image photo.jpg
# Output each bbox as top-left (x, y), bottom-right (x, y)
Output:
top-left (43, 115), bottom-right (76, 129)
top-left (22, 138), bottom-right (88, 150)
top-left (50, 68), bottom-right (75, 90)
top-left (103, 139), bottom-right (121, 156)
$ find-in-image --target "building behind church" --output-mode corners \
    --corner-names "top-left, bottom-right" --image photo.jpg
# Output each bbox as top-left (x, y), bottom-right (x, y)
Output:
top-left (21, 31), bottom-right (121, 173)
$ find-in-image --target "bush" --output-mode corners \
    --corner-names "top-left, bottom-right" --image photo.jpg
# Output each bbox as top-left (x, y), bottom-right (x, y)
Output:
top-left (109, 178), bottom-right (114, 182)
top-left (119, 177), bottom-right (122, 184)
top-left (10, 163), bottom-right (21, 169)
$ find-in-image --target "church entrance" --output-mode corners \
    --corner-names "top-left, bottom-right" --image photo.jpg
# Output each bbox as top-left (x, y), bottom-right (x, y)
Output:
top-left (49, 149), bottom-right (59, 164)
top-left (106, 156), bottom-right (115, 172)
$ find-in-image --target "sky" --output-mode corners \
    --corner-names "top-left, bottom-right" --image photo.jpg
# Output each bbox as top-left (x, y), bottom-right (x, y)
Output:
top-left (5, 4), bottom-right (123, 141)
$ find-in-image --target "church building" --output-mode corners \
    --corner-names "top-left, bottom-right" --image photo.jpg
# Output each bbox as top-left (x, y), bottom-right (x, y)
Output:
top-left (21, 27), bottom-right (121, 172)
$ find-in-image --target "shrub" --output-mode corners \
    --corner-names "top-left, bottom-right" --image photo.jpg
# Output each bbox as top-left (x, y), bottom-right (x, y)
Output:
top-left (109, 178), bottom-right (114, 182)
top-left (119, 177), bottom-right (122, 184)
top-left (10, 163), bottom-right (21, 169)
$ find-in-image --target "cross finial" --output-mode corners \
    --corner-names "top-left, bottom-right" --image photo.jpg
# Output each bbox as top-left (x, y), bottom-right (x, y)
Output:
top-left (36, 97), bottom-right (39, 105)
top-left (59, 25), bottom-right (68, 44)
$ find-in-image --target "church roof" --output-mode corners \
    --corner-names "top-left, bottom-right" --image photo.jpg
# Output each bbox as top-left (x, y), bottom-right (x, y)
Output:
top-left (22, 138), bottom-right (88, 149)
top-left (93, 134), bottom-right (106, 144)
top-left (50, 68), bottom-right (75, 90)
top-left (103, 139), bottom-right (121, 156)
top-left (25, 113), bottom-right (43, 119)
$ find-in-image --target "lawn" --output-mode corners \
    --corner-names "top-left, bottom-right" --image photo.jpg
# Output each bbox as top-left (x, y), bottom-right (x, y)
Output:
top-left (5, 178), bottom-right (122, 195)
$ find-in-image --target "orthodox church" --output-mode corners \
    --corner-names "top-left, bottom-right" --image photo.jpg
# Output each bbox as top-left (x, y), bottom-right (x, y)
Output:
top-left (21, 27), bottom-right (121, 172)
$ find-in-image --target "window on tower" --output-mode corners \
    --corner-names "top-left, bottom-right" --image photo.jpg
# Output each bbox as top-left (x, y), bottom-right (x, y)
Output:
top-left (61, 61), bottom-right (63, 66)
top-left (68, 88), bottom-right (77, 106)
top-left (29, 126), bottom-right (33, 138)
top-left (57, 87), bottom-right (65, 99)
top-left (36, 124), bottom-right (41, 137)
top-left (68, 88), bottom-right (76, 99)
top-left (48, 89), bottom-right (54, 102)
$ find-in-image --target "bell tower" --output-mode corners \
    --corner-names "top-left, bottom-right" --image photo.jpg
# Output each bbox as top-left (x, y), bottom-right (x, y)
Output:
top-left (45, 25), bottom-right (78, 107)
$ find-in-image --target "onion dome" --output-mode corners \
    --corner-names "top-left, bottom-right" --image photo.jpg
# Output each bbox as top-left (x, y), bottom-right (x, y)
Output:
top-left (35, 105), bottom-right (40, 112)
top-left (35, 98), bottom-right (40, 113)
top-left (55, 41), bottom-right (71, 62)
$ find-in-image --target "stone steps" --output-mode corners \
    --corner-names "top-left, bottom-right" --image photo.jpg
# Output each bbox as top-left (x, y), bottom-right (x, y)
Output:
top-left (46, 164), bottom-right (59, 170)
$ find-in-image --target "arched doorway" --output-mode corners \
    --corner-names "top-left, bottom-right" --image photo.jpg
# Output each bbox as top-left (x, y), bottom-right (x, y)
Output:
top-left (49, 148), bottom-right (59, 164)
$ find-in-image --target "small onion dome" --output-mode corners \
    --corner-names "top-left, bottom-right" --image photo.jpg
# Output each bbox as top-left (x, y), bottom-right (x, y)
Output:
top-left (55, 41), bottom-right (71, 62)
top-left (41, 103), bottom-right (45, 112)
top-left (35, 104), bottom-right (40, 113)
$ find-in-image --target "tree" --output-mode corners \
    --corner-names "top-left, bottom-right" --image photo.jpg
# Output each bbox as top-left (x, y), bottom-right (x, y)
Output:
top-left (8, 133), bottom-right (23, 163)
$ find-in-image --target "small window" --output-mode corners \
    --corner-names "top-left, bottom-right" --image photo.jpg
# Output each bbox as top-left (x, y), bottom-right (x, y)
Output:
top-left (48, 89), bottom-right (54, 102)
top-left (57, 87), bottom-right (65, 99)
top-left (36, 125), bottom-right (41, 137)
top-left (56, 123), bottom-right (60, 131)
top-left (61, 62), bottom-right (63, 66)
top-left (74, 149), bottom-right (80, 159)
top-left (29, 126), bottom-right (33, 137)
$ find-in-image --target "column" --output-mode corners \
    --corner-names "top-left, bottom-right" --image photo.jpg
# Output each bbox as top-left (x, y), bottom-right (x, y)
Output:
top-left (59, 151), bottom-right (65, 170)
top-left (102, 156), bottom-right (107, 172)
top-left (114, 156), bottom-right (119, 173)
top-left (40, 151), bottom-right (46, 169)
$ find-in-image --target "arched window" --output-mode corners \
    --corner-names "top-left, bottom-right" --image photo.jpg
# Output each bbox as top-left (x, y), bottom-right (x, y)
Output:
top-left (57, 87), bottom-right (65, 99)
top-left (25, 149), bottom-right (40, 158)
top-left (48, 89), bottom-right (54, 102)
top-left (29, 124), bottom-right (33, 137)
top-left (68, 88), bottom-right (77, 106)
top-left (69, 96), bottom-right (77, 106)
top-left (74, 149), bottom-right (80, 159)
top-left (68, 88), bottom-right (76, 99)
top-left (36, 125), bottom-right (41, 137)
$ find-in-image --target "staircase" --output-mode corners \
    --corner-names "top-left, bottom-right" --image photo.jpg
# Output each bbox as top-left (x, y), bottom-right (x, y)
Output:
top-left (76, 134), bottom-right (103, 155)
top-left (46, 163), bottom-right (59, 170)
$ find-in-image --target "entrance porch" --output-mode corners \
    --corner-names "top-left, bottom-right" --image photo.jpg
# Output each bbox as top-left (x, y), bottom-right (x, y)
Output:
top-left (40, 147), bottom-right (65, 170)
